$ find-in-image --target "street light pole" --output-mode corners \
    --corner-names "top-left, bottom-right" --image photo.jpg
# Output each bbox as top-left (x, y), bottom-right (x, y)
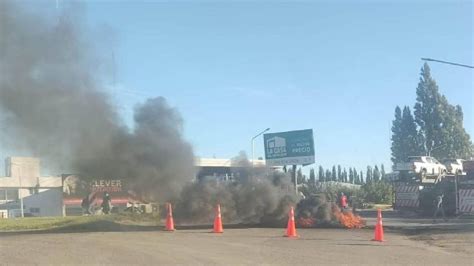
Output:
top-left (421, 58), bottom-right (474, 69)
top-left (11, 163), bottom-right (24, 218)
top-left (19, 167), bottom-right (24, 218)
top-left (251, 128), bottom-right (271, 168)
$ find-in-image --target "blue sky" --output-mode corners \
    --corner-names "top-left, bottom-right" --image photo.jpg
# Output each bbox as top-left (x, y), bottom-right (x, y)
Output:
top-left (5, 0), bottom-right (474, 174)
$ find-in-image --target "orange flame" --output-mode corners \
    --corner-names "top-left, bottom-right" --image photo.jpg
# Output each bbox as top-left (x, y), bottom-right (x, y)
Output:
top-left (333, 206), bottom-right (365, 229)
top-left (297, 217), bottom-right (316, 227)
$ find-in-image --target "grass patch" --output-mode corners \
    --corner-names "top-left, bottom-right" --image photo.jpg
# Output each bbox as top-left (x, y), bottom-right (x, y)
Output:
top-left (0, 214), bottom-right (161, 232)
top-left (0, 216), bottom-right (109, 231)
top-left (364, 204), bottom-right (392, 210)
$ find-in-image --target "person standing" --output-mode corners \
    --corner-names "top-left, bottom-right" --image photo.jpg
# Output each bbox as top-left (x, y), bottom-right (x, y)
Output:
top-left (351, 196), bottom-right (358, 214)
top-left (81, 197), bottom-right (90, 215)
top-left (340, 192), bottom-right (348, 209)
top-left (101, 192), bottom-right (112, 214)
top-left (87, 192), bottom-right (98, 215)
top-left (433, 193), bottom-right (447, 222)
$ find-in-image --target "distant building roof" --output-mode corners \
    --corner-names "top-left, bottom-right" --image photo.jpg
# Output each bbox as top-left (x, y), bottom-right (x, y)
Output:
top-left (0, 157), bottom-right (62, 188)
top-left (195, 158), bottom-right (266, 168)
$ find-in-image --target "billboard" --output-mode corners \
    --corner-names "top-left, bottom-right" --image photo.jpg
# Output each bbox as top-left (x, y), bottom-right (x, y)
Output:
top-left (62, 175), bottom-right (135, 207)
top-left (90, 179), bottom-right (123, 193)
top-left (263, 129), bottom-right (315, 166)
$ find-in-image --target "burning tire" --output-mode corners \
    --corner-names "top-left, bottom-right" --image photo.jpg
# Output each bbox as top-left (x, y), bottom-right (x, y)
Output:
top-left (296, 193), bottom-right (365, 228)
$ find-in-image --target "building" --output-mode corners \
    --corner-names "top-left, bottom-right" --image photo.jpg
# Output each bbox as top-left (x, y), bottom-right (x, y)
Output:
top-left (0, 157), bottom-right (62, 218)
top-left (0, 156), bottom-right (273, 218)
top-left (62, 175), bottom-right (146, 216)
top-left (195, 157), bottom-right (268, 182)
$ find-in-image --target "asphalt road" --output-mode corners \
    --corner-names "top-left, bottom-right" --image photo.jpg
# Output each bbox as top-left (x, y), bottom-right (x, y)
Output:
top-left (1, 228), bottom-right (472, 265)
top-left (364, 216), bottom-right (474, 230)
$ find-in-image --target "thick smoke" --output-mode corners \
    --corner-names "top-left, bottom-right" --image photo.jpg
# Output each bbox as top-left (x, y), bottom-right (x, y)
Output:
top-left (296, 193), bottom-right (335, 225)
top-left (296, 186), bottom-right (365, 228)
top-left (0, 2), bottom-right (300, 224)
top-left (0, 2), bottom-right (194, 201)
top-left (175, 153), bottom-right (297, 225)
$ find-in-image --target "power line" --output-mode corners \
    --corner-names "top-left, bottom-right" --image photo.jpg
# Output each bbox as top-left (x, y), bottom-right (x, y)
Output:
top-left (421, 58), bottom-right (474, 69)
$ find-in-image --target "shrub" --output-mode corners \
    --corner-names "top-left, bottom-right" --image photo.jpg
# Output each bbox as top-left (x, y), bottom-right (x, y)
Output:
top-left (358, 181), bottom-right (393, 205)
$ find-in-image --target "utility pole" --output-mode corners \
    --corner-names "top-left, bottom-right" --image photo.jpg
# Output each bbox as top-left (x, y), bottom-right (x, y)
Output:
top-left (19, 167), bottom-right (24, 218)
top-left (292, 165), bottom-right (297, 195)
top-left (11, 163), bottom-right (24, 218)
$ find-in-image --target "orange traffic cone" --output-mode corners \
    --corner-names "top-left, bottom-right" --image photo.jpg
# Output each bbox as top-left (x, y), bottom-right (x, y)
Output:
top-left (373, 209), bottom-right (384, 242)
top-left (285, 206), bottom-right (298, 238)
top-left (213, 204), bottom-right (223, 233)
top-left (165, 202), bottom-right (175, 231)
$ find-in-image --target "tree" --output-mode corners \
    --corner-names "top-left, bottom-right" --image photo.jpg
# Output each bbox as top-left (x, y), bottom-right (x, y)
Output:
top-left (353, 168), bottom-right (357, 184)
top-left (337, 165), bottom-right (342, 182)
top-left (360, 171), bottom-right (364, 184)
top-left (342, 168), bottom-right (348, 183)
top-left (297, 168), bottom-right (304, 184)
top-left (354, 168), bottom-right (360, 184)
top-left (289, 167), bottom-right (295, 184)
top-left (325, 169), bottom-right (331, 182)
top-left (391, 106), bottom-right (403, 165)
top-left (391, 105), bottom-right (421, 165)
top-left (309, 168), bottom-right (316, 184)
top-left (414, 63), bottom-right (473, 159)
top-left (349, 168), bottom-right (354, 184)
top-left (366, 166), bottom-right (373, 183)
top-left (360, 181), bottom-right (393, 204)
top-left (318, 166), bottom-right (325, 182)
top-left (402, 106), bottom-right (422, 156)
top-left (373, 165), bottom-right (381, 182)
top-left (381, 164), bottom-right (386, 180)
top-left (331, 166), bottom-right (337, 181)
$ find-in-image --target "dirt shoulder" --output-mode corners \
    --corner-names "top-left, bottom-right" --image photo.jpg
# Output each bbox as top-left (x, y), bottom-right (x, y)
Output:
top-left (359, 209), bottom-right (474, 255)
top-left (400, 225), bottom-right (474, 255)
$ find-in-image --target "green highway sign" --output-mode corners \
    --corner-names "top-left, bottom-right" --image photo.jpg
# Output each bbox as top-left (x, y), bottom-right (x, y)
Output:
top-left (263, 129), bottom-right (315, 166)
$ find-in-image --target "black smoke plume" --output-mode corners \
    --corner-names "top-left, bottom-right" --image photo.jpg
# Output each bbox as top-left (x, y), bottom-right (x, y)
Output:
top-left (0, 2), bottom-right (194, 201)
top-left (175, 152), bottom-right (297, 225)
top-left (0, 2), bottom-right (299, 223)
